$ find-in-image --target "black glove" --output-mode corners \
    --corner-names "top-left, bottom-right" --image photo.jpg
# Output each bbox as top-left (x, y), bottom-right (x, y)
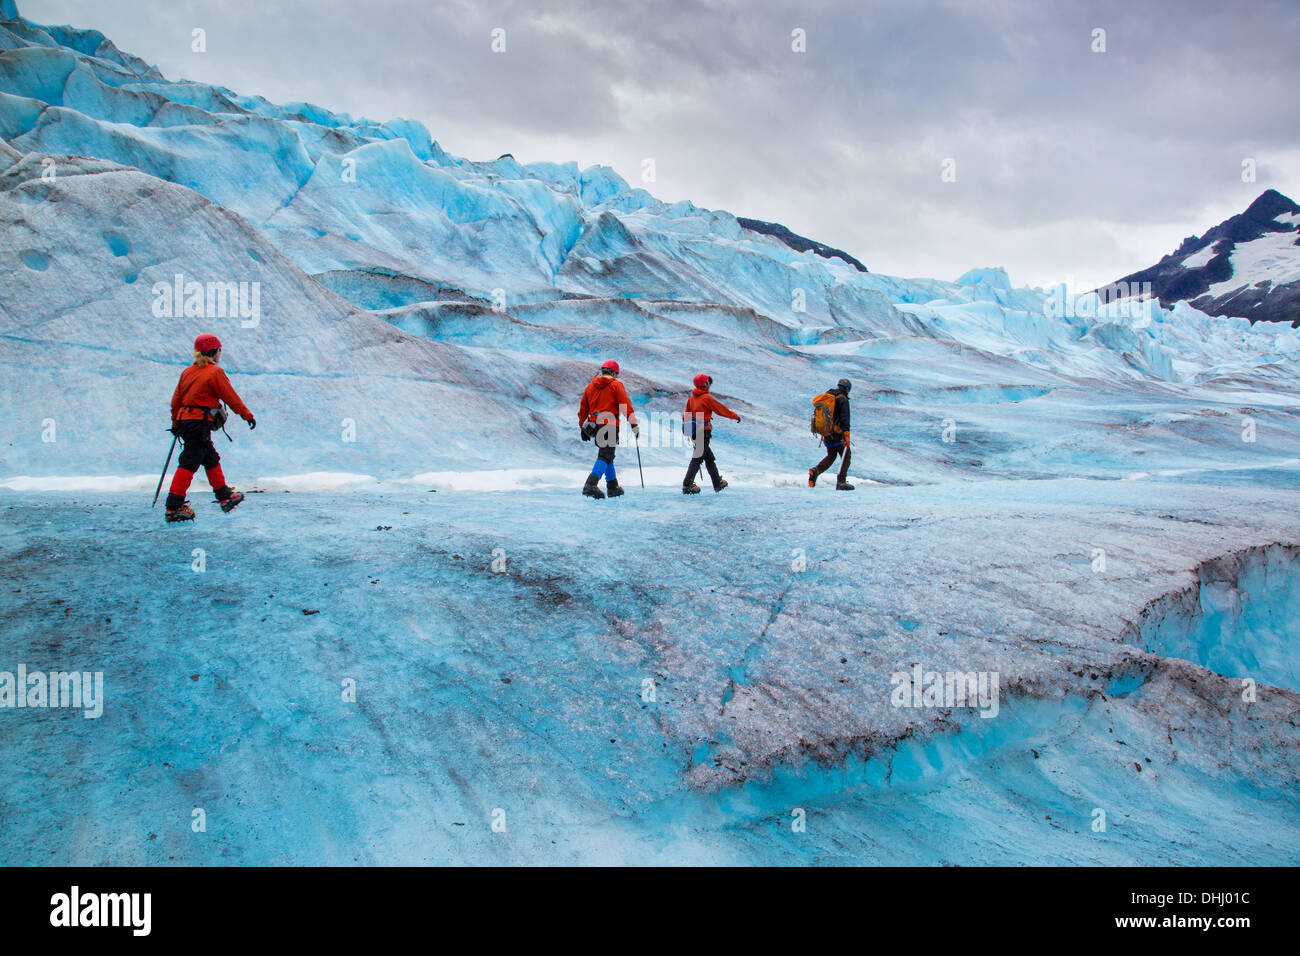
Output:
top-left (735, 415), bottom-right (742, 423)
top-left (248, 417), bottom-right (257, 430)
top-left (580, 425), bottom-right (591, 442)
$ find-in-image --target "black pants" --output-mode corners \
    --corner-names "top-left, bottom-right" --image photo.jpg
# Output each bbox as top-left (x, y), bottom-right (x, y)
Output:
top-left (595, 425), bottom-right (618, 463)
top-left (684, 429), bottom-right (722, 487)
top-left (814, 441), bottom-right (851, 483)
top-left (165, 419), bottom-right (228, 509)
top-left (175, 419), bottom-right (221, 473)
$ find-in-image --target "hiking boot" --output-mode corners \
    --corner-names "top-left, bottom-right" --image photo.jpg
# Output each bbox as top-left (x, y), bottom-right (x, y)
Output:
top-left (606, 479), bottom-right (625, 498)
top-left (583, 475), bottom-right (606, 499)
top-left (835, 481), bottom-right (855, 491)
top-left (712, 479), bottom-right (728, 493)
top-left (682, 483), bottom-right (701, 495)
top-left (218, 490), bottom-right (245, 513)
top-left (165, 502), bottom-right (196, 523)
top-left (808, 468), bottom-right (818, 488)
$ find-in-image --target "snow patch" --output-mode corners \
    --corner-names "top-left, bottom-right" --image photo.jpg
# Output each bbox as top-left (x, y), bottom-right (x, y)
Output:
top-left (1180, 244), bottom-right (1217, 270)
top-left (1206, 230), bottom-right (1300, 298)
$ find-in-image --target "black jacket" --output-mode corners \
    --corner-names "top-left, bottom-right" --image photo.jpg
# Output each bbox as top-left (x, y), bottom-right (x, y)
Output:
top-left (830, 388), bottom-right (850, 434)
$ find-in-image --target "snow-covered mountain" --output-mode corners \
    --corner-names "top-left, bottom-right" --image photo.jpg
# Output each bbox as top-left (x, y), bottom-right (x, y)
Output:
top-left (1100, 189), bottom-right (1300, 326)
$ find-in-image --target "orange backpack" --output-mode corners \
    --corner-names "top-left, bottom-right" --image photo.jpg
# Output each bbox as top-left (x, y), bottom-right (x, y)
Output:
top-left (811, 392), bottom-right (837, 436)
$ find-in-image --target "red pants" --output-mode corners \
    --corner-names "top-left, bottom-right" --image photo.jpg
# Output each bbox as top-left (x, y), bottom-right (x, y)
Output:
top-left (166, 420), bottom-right (230, 508)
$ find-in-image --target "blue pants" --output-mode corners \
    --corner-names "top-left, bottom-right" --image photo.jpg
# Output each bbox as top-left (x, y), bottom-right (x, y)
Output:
top-left (590, 437), bottom-right (617, 482)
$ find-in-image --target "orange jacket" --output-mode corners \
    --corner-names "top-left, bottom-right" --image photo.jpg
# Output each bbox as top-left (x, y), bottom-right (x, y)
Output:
top-left (682, 388), bottom-right (739, 429)
top-left (579, 375), bottom-right (638, 428)
top-left (170, 363), bottom-right (253, 423)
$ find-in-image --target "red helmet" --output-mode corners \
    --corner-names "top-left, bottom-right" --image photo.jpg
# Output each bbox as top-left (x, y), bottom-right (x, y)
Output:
top-left (693, 373), bottom-right (712, 389)
top-left (194, 334), bottom-right (222, 352)
top-left (601, 359), bottom-right (620, 374)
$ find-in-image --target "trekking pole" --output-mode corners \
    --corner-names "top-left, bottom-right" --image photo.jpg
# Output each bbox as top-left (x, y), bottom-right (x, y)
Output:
top-left (152, 429), bottom-right (178, 508)
top-left (634, 429), bottom-right (645, 489)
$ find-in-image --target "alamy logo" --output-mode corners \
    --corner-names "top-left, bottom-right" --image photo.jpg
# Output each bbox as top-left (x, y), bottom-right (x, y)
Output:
top-left (1043, 276), bottom-right (1153, 321)
top-left (0, 664), bottom-right (104, 718)
top-left (50, 886), bottom-right (150, 936)
top-left (588, 407), bottom-right (717, 454)
top-left (890, 664), bottom-right (1000, 718)
top-left (151, 272), bottom-right (261, 327)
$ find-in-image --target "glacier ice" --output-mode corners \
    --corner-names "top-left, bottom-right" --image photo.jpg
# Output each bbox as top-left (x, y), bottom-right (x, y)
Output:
top-left (0, 4), bottom-right (1298, 865)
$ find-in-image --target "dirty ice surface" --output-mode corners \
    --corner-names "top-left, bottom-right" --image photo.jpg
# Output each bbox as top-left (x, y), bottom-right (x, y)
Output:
top-left (2, 479), bottom-right (1298, 865)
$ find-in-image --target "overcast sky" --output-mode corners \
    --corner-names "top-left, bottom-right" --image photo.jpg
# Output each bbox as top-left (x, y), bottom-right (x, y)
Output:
top-left (19, 0), bottom-right (1300, 289)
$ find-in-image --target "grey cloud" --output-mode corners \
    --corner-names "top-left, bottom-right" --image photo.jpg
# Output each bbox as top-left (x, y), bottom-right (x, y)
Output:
top-left (17, 0), bottom-right (1300, 286)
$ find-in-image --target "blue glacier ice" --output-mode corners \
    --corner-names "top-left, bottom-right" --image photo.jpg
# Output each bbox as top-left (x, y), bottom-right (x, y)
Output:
top-left (0, 2), bottom-right (1298, 864)
top-left (1, 483), bottom-right (1298, 864)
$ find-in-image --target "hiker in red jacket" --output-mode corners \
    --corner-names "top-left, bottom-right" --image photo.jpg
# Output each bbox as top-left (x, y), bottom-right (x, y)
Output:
top-left (682, 373), bottom-right (741, 494)
top-left (578, 359), bottom-right (639, 498)
top-left (163, 333), bottom-right (256, 522)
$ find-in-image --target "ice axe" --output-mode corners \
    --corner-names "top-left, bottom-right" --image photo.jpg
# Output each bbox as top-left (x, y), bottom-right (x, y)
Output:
top-left (152, 428), bottom-right (178, 508)
top-left (634, 427), bottom-right (645, 489)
